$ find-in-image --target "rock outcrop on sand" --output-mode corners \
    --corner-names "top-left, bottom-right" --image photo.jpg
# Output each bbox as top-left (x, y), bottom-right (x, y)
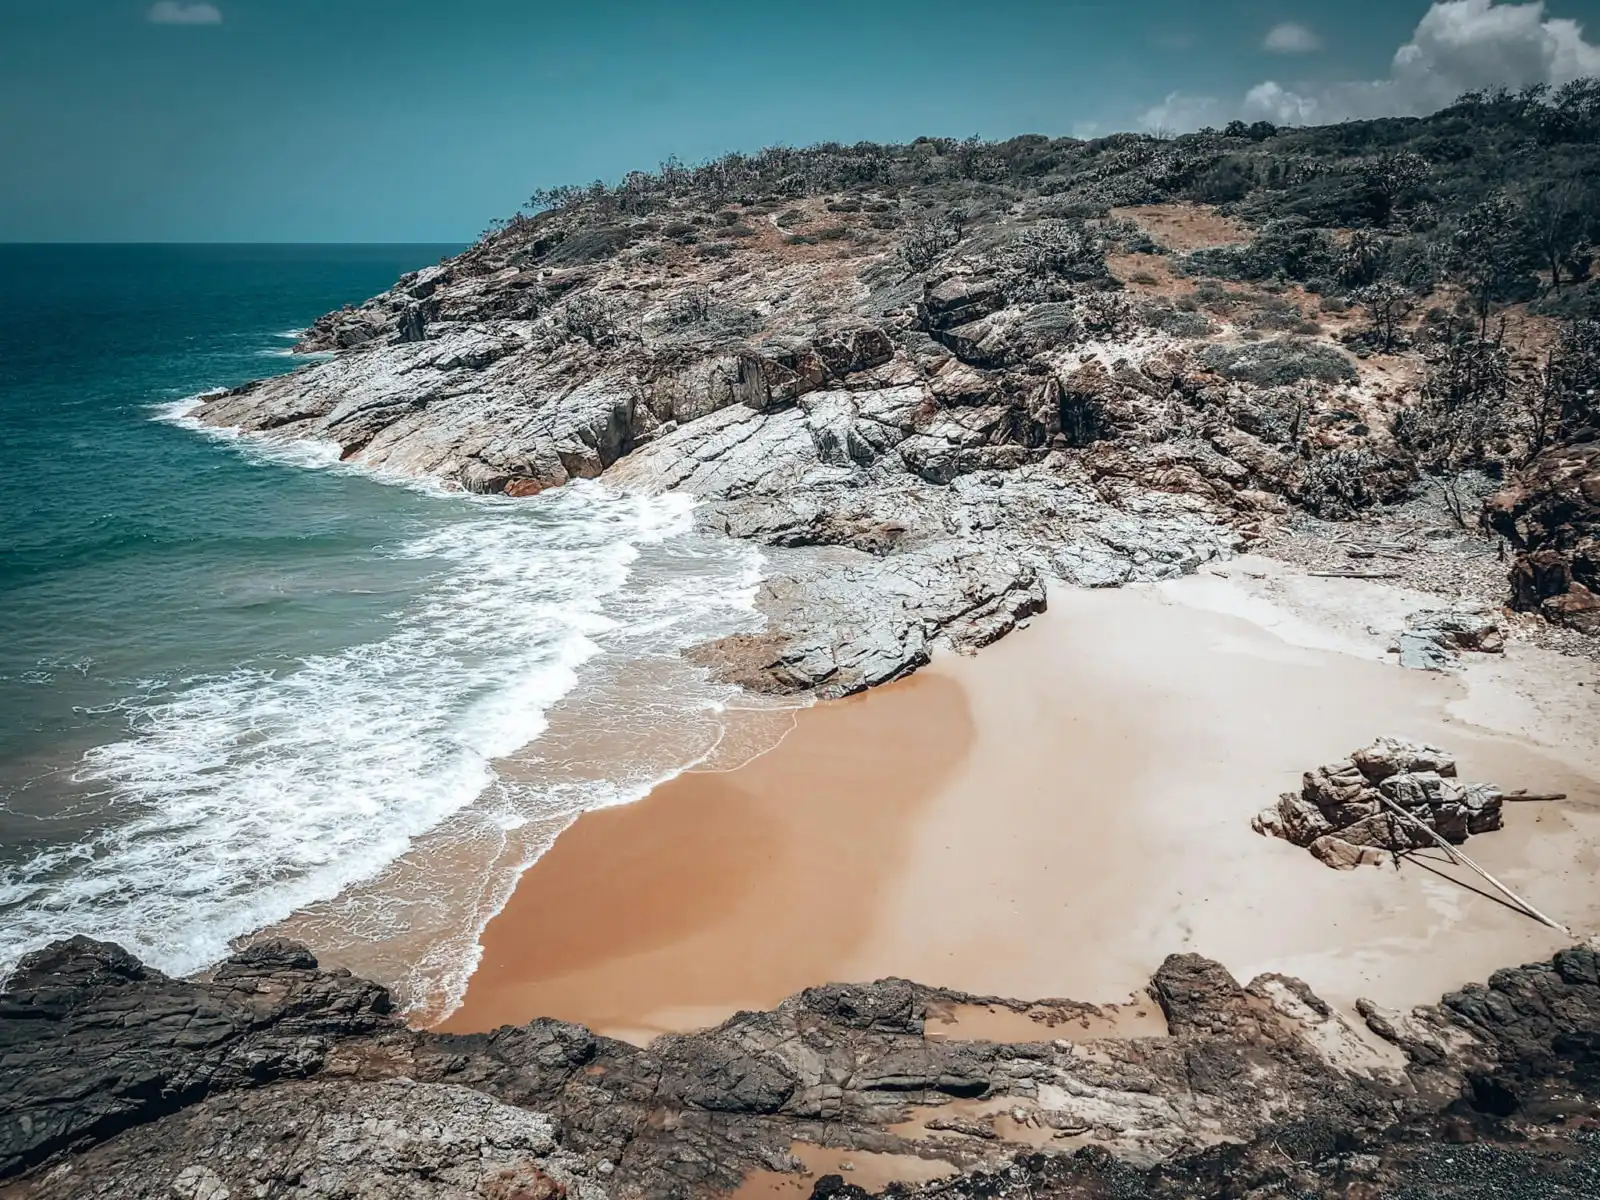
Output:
top-left (1395, 608), bottom-right (1504, 671)
top-left (1485, 440), bottom-right (1600, 636)
top-left (8, 937), bottom-right (1600, 1198)
top-left (1253, 738), bottom-right (1505, 869)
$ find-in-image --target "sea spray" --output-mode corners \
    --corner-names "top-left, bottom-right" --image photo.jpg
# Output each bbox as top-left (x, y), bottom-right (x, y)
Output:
top-left (0, 486), bottom-right (722, 978)
top-left (0, 244), bottom-right (783, 1014)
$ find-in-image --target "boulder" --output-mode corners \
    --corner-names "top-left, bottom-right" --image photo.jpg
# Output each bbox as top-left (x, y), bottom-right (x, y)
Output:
top-left (1456, 782), bottom-right (1506, 835)
top-left (1397, 609), bottom-right (1504, 671)
top-left (1308, 835), bottom-right (1390, 871)
top-left (1256, 739), bottom-right (1510, 867)
top-left (1378, 771), bottom-right (1448, 810)
top-left (1265, 793), bottom-right (1334, 845)
top-left (920, 276), bottom-right (1008, 332)
top-left (1302, 761), bottom-right (1368, 810)
top-left (736, 327), bottom-right (895, 411)
top-left (0, 937), bottom-right (391, 1179)
top-left (1351, 737), bottom-right (1456, 784)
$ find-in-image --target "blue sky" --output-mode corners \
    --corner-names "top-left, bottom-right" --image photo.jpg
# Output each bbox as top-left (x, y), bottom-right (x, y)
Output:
top-left (1, 0), bottom-right (1597, 241)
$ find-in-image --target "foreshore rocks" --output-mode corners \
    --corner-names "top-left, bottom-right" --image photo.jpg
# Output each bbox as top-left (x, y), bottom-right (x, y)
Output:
top-left (9, 938), bottom-right (1600, 1198)
top-left (0, 936), bottom-right (393, 1179)
top-left (1253, 738), bottom-right (1505, 868)
top-left (1395, 608), bottom-right (1504, 671)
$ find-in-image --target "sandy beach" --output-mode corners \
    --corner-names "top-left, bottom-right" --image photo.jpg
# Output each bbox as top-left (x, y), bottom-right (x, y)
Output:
top-left (441, 557), bottom-right (1600, 1042)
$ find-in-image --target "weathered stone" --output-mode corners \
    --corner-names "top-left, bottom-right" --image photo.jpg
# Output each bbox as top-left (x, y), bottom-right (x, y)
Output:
top-left (1308, 835), bottom-right (1390, 870)
top-left (0, 937), bottom-right (391, 1180)
top-left (1379, 770), bottom-right (1448, 809)
top-left (1351, 737), bottom-right (1457, 783)
top-left (12, 937), bottom-right (1600, 1199)
top-left (1457, 782), bottom-right (1506, 835)
top-left (1301, 760), bottom-right (1367, 810)
top-left (1485, 440), bottom-right (1600, 634)
top-left (920, 276), bottom-right (1008, 332)
top-left (1260, 741), bottom-right (1510, 866)
top-left (1273, 792), bottom-right (1335, 845)
top-left (1397, 609), bottom-right (1505, 670)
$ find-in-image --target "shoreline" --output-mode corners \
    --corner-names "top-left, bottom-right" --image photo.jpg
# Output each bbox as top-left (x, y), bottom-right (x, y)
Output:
top-left (440, 557), bottom-right (1600, 1040)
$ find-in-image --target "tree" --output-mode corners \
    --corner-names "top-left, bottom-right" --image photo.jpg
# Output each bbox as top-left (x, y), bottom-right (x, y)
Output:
top-left (897, 217), bottom-right (960, 276)
top-left (1005, 221), bottom-right (1108, 302)
top-left (1550, 318), bottom-right (1600, 443)
top-left (1510, 318), bottom-right (1600, 460)
top-left (1300, 447), bottom-right (1390, 518)
top-left (1351, 280), bottom-right (1417, 351)
top-left (560, 294), bottom-right (626, 348)
top-left (665, 285), bottom-right (711, 327)
top-left (1448, 196), bottom-right (1537, 332)
top-left (1337, 230), bottom-right (1388, 288)
top-left (1362, 151), bottom-right (1429, 226)
top-left (1520, 176), bottom-right (1592, 294)
top-left (1393, 320), bottom-right (1515, 525)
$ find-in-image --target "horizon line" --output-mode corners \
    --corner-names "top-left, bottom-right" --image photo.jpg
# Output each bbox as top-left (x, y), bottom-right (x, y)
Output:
top-left (0, 240), bottom-right (471, 247)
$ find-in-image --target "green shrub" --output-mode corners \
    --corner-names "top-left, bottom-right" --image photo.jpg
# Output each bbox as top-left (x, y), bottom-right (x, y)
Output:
top-left (1145, 305), bottom-right (1215, 337)
top-left (1200, 338), bottom-right (1359, 386)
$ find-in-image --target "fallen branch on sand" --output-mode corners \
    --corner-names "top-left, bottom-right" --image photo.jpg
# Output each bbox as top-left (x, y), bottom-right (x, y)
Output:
top-left (1309, 570), bottom-right (1401, 579)
top-left (1373, 792), bottom-right (1573, 936)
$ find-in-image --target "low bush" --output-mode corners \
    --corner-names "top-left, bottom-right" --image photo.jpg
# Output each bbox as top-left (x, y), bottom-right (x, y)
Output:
top-left (1200, 338), bottom-right (1359, 386)
top-left (1144, 305), bottom-right (1215, 337)
top-left (1298, 447), bottom-right (1404, 518)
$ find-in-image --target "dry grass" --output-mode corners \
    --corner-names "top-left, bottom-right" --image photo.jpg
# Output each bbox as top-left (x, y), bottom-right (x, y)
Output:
top-left (1111, 203), bottom-right (1251, 252)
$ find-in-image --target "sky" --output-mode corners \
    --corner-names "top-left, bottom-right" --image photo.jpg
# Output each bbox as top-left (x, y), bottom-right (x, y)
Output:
top-left (1, 0), bottom-right (1597, 242)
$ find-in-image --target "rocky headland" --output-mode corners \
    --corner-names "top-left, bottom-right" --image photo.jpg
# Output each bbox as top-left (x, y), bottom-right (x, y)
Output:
top-left (17, 98), bottom-right (1600, 1198)
top-left (188, 110), bottom-right (1600, 690)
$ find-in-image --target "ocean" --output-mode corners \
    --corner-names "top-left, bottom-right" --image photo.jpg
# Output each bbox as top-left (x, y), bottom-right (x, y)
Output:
top-left (0, 244), bottom-right (772, 1017)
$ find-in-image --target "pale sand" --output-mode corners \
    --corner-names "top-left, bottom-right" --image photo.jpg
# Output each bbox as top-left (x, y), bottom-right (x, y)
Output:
top-left (442, 557), bottom-right (1600, 1041)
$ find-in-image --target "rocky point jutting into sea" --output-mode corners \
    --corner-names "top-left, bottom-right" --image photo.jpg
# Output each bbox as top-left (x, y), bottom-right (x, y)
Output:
top-left (7, 94), bottom-right (1600, 1197)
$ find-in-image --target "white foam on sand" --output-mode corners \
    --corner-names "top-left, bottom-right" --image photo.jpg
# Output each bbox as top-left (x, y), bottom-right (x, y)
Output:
top-left (270, 510), bottom-right (777, 1019)
top-left (0, 430), bottom-right (766, 1007)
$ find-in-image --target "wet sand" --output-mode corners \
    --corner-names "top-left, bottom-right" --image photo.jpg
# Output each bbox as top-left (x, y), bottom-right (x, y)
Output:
top-left (442, 561), bottom-right (1600, 1041)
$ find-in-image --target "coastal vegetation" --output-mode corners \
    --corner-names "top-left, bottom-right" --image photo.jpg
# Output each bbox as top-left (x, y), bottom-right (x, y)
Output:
top-left (433, 84), bottom-right (1596, 636)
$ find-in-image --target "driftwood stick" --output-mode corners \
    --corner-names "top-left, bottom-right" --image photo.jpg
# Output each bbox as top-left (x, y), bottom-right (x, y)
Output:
top-left (1374, 794), bottom-right (1573, 935)
top-left (1309, 570), bottom-right (1402, 580)
top-left (1503, 790), bottom-right (1568, 802)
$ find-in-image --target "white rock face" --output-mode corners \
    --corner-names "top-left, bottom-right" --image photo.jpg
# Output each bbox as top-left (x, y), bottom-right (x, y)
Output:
top-left (191, 214), bottom-right (1262, 696)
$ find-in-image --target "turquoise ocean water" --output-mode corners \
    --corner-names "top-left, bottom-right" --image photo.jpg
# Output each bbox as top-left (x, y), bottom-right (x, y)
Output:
top-left (0, 245), bottom-right (765, 1015)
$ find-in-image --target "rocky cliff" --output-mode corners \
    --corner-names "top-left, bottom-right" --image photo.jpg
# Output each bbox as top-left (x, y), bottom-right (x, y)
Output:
top-left (6, 937), bottom-right (1600, 1198)
top-left (191, 118), bottom-right (1600, 686)
top-left (187, 190), bottom-right (1387, 693)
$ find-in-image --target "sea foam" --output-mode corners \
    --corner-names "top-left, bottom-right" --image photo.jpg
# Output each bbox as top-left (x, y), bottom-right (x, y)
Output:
top-left (0, 474), bottom-right (758, 997)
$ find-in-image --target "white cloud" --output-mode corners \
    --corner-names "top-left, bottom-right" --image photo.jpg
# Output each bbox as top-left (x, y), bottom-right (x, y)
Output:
top-left (1139, 92), bottom-right (1227, 134)
top-left (147, 2), bottom-right (222, 24)
top-left (1264, 22), bottom-right (1321, 54)
top-left (1142, 0), bottom-right (1600, 131)
top-left (1242, 81), bottom-right (1323, 123)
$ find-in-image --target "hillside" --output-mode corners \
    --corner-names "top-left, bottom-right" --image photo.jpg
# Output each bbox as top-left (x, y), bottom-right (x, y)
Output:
top-left (194, 87), bottom-right (1600, 677)
top-left (8, 83), bottom-right (1600, 1200)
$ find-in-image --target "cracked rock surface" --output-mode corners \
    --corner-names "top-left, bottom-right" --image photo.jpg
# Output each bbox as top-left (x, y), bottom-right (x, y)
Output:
top-left (9, 937), bottom-right (1600, 1198)
top-left (1252, 737), bottom-right (1506, 868)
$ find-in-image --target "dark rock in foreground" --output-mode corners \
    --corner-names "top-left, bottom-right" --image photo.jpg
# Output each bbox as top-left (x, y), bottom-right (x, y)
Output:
top-left (7, 936), bottom-right (1600, 1197)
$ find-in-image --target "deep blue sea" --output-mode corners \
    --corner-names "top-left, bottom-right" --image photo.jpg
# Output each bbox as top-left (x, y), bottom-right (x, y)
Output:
top-left (0, 244), bottom-right (765, 1015)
